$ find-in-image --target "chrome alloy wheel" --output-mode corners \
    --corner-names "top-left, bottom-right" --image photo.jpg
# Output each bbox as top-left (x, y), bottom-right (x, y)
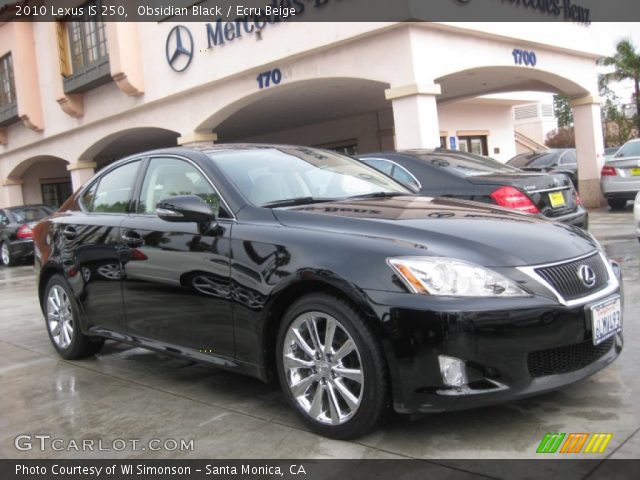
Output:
top-left (282, 312), bottom-right (364, 425)
top-left (1, 243), bottom-right (9, 265)
top-left (47, 285), bottom-right (74, 349)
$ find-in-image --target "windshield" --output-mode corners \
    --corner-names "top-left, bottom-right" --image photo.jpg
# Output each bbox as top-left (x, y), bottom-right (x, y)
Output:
top-left (614, 141), bottom-right (640, 159)
top-left (415, 151), bottom-right (521, 177)
top-left (208, 147), bottom-right (410, 207)
top-left (507, 151), bottom-right (559, 168)
top-left (8, 206), bottom-right (52, 223)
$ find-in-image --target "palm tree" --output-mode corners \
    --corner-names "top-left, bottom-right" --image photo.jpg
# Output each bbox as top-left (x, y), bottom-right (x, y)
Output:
top-left (601, 39), bottom-right (640, 133)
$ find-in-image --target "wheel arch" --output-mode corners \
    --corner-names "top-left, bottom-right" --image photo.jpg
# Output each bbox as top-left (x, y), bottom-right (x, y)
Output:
top-left (260, 275), bottom-right (389, 382)
top-left (38, 262), bottom-right (65, 313)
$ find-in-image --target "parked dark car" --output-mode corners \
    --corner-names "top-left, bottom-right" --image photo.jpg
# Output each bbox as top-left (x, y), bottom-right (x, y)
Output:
top-left (359, 150), bottom-right (587, 228)
top-left (0, 204), bottom-right (54, 266)
top-left (507, 148), bottom-right (578, 188)
top-left (34, 145), bottom-right (622, 439)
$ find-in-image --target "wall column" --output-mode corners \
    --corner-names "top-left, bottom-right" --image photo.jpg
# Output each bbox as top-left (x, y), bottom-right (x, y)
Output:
top-left (178, 132), bottom-right (218, 148)
top-left (1, 179), bottom-right (24, 207)
top-left (385, 83), bottom-right (442, 150)
top-left (571, 95), bottom-right (605, 208)
top-left (67, 162), bottom-right (96, 190)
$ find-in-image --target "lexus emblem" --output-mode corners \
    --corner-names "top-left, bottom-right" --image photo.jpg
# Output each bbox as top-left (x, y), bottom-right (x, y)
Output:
top-left (166, 25), bottom-right (194, 72)
top-left (578, 265), bottom-right (596, 288)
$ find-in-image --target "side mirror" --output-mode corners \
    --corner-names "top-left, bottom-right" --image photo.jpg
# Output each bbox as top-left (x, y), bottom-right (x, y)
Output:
top-left (156, 195), bottom-right (216, 233)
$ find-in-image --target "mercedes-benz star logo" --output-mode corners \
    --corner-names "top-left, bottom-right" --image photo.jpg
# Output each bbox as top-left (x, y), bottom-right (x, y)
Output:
top-left (578, 265), bottom-right (596, 288)
top-left (166, 25), bottom-right (194, 73)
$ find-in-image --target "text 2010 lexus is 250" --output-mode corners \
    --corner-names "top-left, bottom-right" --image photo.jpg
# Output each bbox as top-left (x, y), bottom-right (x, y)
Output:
top-left (34, 145), bottom-right (623, 439)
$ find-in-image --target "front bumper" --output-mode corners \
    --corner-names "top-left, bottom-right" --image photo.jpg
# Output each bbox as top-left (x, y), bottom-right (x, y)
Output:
top-left (363, 284), bottom-right (623, 414)
top-left (8, 239), bottom-right (34, 259)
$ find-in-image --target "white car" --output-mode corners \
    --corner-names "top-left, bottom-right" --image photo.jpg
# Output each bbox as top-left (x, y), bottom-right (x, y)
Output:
top-left (601, 139), bottom-right (640, 209)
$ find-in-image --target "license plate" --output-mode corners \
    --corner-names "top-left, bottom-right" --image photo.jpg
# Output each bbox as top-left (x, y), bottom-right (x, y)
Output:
top-left (548, 191), bottom-right (566, 208)
top-left (590, 296), bottom-right (622, 346)
top-left (631, 168), bottom-right (640, 176)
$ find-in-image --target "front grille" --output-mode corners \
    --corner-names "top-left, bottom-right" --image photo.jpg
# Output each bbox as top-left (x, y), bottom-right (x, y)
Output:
top-left (527, 338), bottom-right (614, 378)
top-left (534, 253), bottom-right (609, 301)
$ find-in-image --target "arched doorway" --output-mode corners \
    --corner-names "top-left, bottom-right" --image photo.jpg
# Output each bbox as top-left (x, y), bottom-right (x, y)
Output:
top-left (5, 155), bottom-right (70, 208)
top-left (196, 78), bottom-right (393, 154)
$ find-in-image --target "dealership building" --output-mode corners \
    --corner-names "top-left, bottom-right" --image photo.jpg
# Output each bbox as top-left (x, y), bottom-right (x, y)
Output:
top-left (0, 6), bottom-right (610, 208)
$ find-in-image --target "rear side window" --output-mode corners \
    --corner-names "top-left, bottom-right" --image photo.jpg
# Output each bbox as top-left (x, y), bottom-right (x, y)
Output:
top-left (362, 158), bottom-right (393, 176)
top-left (81, 160), bottom-right (141, 213)
top-left (392, 165), bottom-right (420, 191)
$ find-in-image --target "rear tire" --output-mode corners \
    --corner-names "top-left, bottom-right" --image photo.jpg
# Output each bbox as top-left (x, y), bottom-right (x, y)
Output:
top-left (608, 198), bottom-right (627, 209)
top-left (43, 274), bottom-right (104, 359)
top-left (276, 293), bottom-right (388, 439)
top-left (1, 242), bottom-right (14, 266)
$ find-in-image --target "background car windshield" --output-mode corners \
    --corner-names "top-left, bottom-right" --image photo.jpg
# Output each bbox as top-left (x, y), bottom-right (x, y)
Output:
top-left (416, 152), bottom-right (521, 177)
top-left (614, 141), bottom-right (640, 159)
top-left (7, 206), bottom-right (51, 222)
top-left (208, 147), bottom-right (409, 207)
top-left (507, 151), bottom-right (558, 168)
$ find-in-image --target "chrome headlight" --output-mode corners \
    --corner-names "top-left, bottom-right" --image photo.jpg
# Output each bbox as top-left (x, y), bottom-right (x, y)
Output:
top-left (388, 257), bottom-right (530, 297)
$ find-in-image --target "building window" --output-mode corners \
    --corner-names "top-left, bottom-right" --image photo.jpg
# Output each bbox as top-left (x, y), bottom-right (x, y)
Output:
top-left (0, 53), bottom-right (18, 126)
top-left (59, 0), bottom-right (111, 94)
top-left (458, 136), bottom-right (488, 156)
top-left (41, 181), bottom-right (74, 208)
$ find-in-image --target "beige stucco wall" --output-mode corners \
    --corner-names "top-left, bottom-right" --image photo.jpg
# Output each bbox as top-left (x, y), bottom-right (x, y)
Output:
top-left (0, 20), bottom-right (607, 206)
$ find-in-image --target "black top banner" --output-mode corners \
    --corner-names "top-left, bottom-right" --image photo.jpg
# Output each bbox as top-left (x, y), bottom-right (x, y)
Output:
top-left (0, 0), bottom-right (639, 23)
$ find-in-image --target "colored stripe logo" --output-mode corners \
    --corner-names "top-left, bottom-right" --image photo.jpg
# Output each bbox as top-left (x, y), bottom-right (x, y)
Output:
top-left (537, 433), bottom-right (612, 454)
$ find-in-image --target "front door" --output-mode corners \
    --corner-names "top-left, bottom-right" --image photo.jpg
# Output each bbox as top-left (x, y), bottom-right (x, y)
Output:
top-left (120, 156), bottom-right (234, 358)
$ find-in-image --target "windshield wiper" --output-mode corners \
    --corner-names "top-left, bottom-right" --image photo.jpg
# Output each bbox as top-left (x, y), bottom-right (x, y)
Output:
top-left (261, 197), bottom-right (337, 208)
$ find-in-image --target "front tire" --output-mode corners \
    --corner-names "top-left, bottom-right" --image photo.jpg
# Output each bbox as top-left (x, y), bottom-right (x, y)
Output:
top-left (1, 242), bottom-right (14, 266)
top-left (44, 274), bottom-right (104, 359)
top-left (276, 293), bottom-right (388, 439)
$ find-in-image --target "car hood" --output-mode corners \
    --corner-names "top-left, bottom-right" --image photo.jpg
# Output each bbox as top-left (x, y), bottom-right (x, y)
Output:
top-left (273, 196), bottom-right (597, 267)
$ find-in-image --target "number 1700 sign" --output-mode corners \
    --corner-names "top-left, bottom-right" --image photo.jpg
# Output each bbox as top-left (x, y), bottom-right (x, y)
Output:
top-left (513, 49), bottom-right (537, 67)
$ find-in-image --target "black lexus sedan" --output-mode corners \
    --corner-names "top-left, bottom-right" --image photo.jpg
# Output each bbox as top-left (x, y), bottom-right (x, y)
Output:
top-left (359, 150), bottom-right (587, 228)
top-left (1, 204), bottom-right (54, 266)
top-left (33, 145), bottom-right (622, 439)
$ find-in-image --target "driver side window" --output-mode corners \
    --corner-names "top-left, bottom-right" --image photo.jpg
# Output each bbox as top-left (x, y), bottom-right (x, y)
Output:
top-left (138, 157), bottom-right (228, 218)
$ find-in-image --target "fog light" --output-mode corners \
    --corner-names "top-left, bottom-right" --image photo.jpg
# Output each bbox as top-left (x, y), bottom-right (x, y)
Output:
top-left (438, 355), bottom-right (468, 387)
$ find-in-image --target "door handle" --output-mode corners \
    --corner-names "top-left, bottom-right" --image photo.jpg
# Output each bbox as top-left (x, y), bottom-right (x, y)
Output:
top-left (121, 231), bottom-right (143, 247)
top-left (62, 226), bottom-right (77, 240)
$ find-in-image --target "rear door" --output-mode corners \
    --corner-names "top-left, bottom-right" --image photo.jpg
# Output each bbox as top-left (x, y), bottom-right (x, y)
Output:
top-left (119, 155), bottom-right (234, 357)
top-left (53, 159), bottom-right (143, 333)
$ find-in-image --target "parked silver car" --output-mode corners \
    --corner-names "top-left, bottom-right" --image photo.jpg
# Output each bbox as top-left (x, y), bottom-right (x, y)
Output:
top-left (601, 139), bottom-right (640, 209)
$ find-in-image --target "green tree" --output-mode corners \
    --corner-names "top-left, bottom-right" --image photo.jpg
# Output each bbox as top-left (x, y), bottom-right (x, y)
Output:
top-left (600, 38), bottom-right (640, 134)
top-left (599, 76), bottom-right (635, 146)
top-left (553, 94), bottom-right (574, 127)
